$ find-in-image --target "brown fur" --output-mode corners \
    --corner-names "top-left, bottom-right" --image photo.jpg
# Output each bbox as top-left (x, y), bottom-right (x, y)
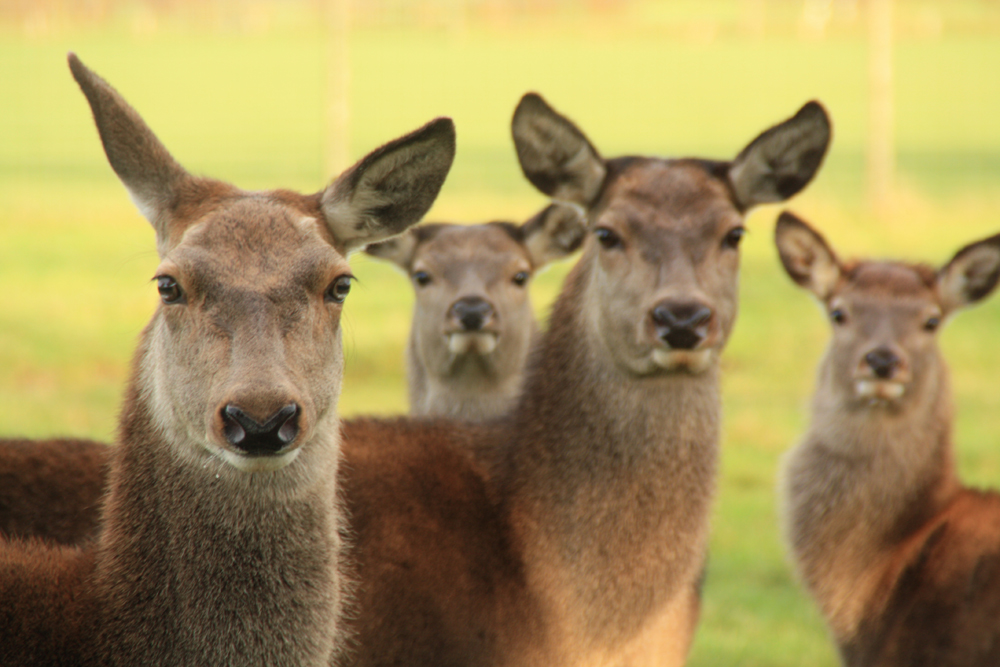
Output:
top-left (338, 94), bottom-right (830, 666)
top-left (777, 211), bottom-right (1000, 666)
top-left (0, 53), bottom-right (455, 666)
top-left (364, 203), bottom-right (586, 420)
top-left (0, 438), bottom-right (110, 545)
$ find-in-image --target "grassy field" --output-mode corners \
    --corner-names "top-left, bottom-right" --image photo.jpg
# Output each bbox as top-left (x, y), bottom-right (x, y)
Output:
top-left (2, 3), bottom-right (1000, 665)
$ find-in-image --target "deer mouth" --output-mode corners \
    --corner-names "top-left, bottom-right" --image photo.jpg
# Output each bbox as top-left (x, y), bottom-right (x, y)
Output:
top-left (650, 347), bottom-right (713, 374)
top-left (855, 379), bottom-right (906, 402)
top-left (447, 331), bottom-right (498, 356)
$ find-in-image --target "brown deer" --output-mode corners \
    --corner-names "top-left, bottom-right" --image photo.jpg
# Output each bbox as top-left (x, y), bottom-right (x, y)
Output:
top-left (339, 93), bottom-right (831, 666)
top-left (776, 210), bottom-right (1000, 667)
top-left (0, 438), bottom-right (109, 545)
top-left (0, 54), bottom-right (455, 666)
top-left (363, 203), bottom-right (585, 420)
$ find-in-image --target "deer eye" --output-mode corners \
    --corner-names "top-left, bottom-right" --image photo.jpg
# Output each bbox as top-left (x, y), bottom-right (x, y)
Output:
top-left (412, 271), bottom-right (432, 287)
top-left (156, 276), bottom-right (185, 305)
top-left (924, 316), bottom-right (941, 332)
top-left (830, 308), bottom-right (847, 325)
top-left (325, 275), bottom-right (353, 304)
top-left (512, 271), bottom-right (530, 287)
top-left (722, 227), bottom-right (746, 250)
top-left (594, 227), bottom-right (623, 250)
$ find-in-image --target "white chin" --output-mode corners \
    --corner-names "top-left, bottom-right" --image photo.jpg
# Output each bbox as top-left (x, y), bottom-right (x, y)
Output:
top-left (856, 380), bottom-right (905, 401)
top-left (218, 446), bottom-right (301, 472)
top-left (650, 348), bottom-right (713, 374)
top-left (448, 332), bottom-right (498, 356)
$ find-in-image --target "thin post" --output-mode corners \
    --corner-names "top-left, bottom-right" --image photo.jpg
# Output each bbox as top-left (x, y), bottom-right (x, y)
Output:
top-left (867, 0), bottom-right (894, 213)
top-left (324, 0), bottom-right (351, 177)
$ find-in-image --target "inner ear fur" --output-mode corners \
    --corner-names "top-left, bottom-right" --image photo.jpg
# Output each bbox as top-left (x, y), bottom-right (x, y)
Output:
top-left (321, 117), bottom-right (456, 252)
top-left (938, 232), bottom-right (1000, 312)
top-left (521, 203), bottom-right (588, 268)
top-left (728, 101), bottom-right (832, 210)
top-left (363, 230), bottom-right (420, 270)
top-left (511, 93), bottom-right (607, 207)
top-left (774, 211), bottom-right (842, 300)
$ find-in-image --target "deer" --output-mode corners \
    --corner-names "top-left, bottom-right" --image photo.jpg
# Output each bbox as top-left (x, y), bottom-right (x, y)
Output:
top-left (338, 93), bottom-right (831, 666)
top-left (0, 53), bottom-right (455, 667)
top-left (775, 210), bottom-right (1000, 667)
top-left (0, 438), bottom-right (109, 545)
top-left (363, 202), bottom-right (586, 420)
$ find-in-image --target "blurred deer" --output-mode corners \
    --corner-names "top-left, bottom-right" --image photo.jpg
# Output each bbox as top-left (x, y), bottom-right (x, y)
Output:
top-left (364, 203), bottom-right (585, 420)
top-left (0, 54), bottom-right (455, 666)
top-left (777, 211), bottom-right (1000, 667)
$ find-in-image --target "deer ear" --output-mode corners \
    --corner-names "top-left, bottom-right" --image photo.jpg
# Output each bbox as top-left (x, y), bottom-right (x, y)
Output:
top-left (69, 53), bottom-right (192, 253)
top-left (729, 101), bottom-right (831, 210)
top-left (774, 211), bottom-right (842, 300)
top-left (938, 232), bottom-right (1000, 313)
top-left (363, 229), bottom-right (419, 270)
top-left (511, 93), bottom-right (606, 207)
top-left (321, 118), bottom-right (456, 252)
top-left (521, 203), bottom-right (588, 268)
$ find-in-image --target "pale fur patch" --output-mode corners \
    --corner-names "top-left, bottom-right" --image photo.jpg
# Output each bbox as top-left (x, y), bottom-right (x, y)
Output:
top-left (322, 188), bottom-right (393, 252)
top-left (650, 348), bottom-right (713, 374)
top-left (217, 446), bottom-right (303, 473)
top-left (448, 332), bottom-right (498, 356)
top-left (558, 145), bottom-right (606, 204)
top-left (855, 379), bottom-right (905, 400)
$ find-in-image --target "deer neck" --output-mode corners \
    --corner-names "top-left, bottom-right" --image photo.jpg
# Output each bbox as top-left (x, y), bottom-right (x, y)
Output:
top-left (502, 259), bottom-right (719, 648)
top-left (91, 337), bottom-right (345, 666)
top-left (784, 349), bottom-right (960, 639)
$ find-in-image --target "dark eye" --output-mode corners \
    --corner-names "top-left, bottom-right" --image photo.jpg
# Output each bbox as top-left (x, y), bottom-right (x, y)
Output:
top-left (512, 271), bottom-right (530, 287)
top-left (924, 316), bottom-right (941, 332)
top-left (325, 275), bottom-right (353, 304)
top-left (722, 227), bottom-right (746, 250)
top-left (830, 308), bottom-right (847, 325)
top-left (594, 227), bottom-right (623, 250)
top-left (412, 271), bottom-right (432, 287)
top-left (156, 275), bottom-right (184, 304)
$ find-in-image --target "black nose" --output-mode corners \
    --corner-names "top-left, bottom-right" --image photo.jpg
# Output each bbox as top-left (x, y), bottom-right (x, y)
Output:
top-left (222, 403), bottom-right (300, 455)
top-left (450, 296), bottom-right (494, 331)
top-left (865, 348), bottom-right (900, 380)
top-left (651, 301), bottom-right (713, 350)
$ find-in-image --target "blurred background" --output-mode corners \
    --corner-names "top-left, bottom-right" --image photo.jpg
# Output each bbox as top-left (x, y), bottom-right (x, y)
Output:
top-left (2, 0), bottom-right (999, 664)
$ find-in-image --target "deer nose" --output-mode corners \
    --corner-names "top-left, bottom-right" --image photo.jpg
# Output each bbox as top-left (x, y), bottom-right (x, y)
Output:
top-left (651, 301), bottom-right (713, 351)
top-left (221, 403), bottom-right (300, 455)
top-left (450, 296), bottom-right (495, 331)
top-left (865, 348), bottom-right (900, 380)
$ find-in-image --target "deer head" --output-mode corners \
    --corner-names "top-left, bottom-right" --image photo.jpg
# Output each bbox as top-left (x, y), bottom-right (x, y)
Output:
top-left (69, 53), bottom-right (455, 476)
top-left (512, 93), bottom-right (831, 376)
top-left (775, 210), bottom-right (1000, 411)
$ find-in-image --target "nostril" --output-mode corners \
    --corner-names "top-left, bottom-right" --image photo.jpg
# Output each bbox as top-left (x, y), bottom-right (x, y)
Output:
top-left (221, 403), bottom-right (301, 454)
top-left (650, 301), bottom-right (713, 350)
top-left (460, 311), bottom-right (485, 331)
top-left (451, 297), bottom-right (494, 332)
top-left (865, 349), bottom-right (900, 379)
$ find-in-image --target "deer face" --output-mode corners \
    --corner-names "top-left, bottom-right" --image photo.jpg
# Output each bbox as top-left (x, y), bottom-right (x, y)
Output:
top-left (512, 93), bottom-right (831, 377)
top-left (70, 54), bottom-right (455, 473)
top-left (365, 204), bottom-right (585, 379)
top-left (776, 211), bottom-right (1000, 409)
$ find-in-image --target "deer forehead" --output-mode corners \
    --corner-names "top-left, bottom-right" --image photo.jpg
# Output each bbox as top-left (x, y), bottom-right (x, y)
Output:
top-left (414, 226), bottom-right (532, 281)
top-left (839, 262), bottom-right (938, 303)
top-left (169, 200), bottom-right (347, 293)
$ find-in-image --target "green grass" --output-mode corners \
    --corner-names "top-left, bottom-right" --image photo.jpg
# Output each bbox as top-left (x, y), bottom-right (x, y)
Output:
top-left (3, 6), bottom-right (1000, 665)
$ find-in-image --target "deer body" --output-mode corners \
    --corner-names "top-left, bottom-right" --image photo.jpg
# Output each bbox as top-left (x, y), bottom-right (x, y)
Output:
top-left (777, 212), bottom-right (1000, 666)
top-left (0, 54), bottom-right (455, 666)
top-left (341, 95), bottom-right (831, 667)
top-left (365, 204), bottom-right (585, 420)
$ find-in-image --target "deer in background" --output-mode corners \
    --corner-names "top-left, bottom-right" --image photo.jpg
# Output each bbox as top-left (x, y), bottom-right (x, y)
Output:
top-left (340, 93), bottom-right (831, 666)
top-left (0, 54), bottom-right (454, 666)
top-left (776, 210), bottom-right (1000, 667)
top-left (364, 203), bottom-right (585, 420)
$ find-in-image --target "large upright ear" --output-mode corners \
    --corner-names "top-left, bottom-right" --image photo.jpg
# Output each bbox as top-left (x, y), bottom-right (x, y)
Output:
top-left (937, 232), bottom-right (1000, 313)
top-left (774, 211), bottom-right (842, 300)
top-left (321, 118), bottom-right (456, 252)
top-left (728, 101), bottom-right (831, 210)
top-left (69, 53), bottom-right (192, 251)
top-left (363, 229), bottom-right (419, 271)
top-left (520, 203), bottom-right (588, 268)
top-left (511, 93), bottom-right (606, 207)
